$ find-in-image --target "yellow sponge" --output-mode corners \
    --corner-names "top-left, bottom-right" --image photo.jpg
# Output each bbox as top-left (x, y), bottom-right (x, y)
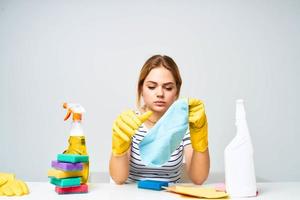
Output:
top-left (47, 169), bottom-right (82, 179)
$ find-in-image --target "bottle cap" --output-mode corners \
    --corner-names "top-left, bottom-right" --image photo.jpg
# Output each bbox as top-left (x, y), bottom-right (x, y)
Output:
top-left (236, 99), bottom-right (246, 119)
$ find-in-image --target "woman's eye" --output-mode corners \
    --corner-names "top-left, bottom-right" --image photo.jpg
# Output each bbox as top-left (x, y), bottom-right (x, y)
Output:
top-left (148, 86), bottom-right (155, 90)
top-left (165, 87), bottom-right (173, 91)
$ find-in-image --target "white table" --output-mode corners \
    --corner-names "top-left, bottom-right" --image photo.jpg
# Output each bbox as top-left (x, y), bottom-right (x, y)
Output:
top-left (1, 182), bottom-right (299, 200)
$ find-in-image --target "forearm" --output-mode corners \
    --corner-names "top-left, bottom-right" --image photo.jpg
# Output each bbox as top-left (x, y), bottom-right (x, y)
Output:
top-left (187, 149), bottom-right (210, 185)
top-left (109, 152), bottom-right (130, 184)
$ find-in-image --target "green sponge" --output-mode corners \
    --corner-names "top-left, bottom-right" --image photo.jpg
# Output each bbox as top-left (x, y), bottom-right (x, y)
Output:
top-left (50, 177), bottom-right (81, 187)
top-left (57, 154), bottom-right (89, 163)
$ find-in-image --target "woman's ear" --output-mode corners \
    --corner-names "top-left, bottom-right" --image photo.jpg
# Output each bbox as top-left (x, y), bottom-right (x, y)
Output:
top-left (175, 92), bottom-right (179, 100)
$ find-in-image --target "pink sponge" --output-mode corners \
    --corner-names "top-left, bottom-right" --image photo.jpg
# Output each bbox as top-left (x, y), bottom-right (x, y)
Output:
top-left (55, 184), bottom-right (88, 194)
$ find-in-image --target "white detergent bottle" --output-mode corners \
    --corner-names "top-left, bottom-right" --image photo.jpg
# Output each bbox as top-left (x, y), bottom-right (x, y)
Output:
top-left (224, 99), bottom-right (257, 197)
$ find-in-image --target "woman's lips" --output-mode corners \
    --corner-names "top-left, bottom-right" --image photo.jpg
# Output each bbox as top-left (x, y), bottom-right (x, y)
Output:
top-left (154, 101), bottom-right (166, 106)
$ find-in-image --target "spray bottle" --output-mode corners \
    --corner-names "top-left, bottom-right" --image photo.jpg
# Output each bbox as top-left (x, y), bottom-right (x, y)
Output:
top-left (63, 102), bottom-right (89, 183)
top-left (224, 99), bottom-right (257, 197)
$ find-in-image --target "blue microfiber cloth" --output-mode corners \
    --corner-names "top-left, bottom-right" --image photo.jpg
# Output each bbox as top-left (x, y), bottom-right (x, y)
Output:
top-left (139, 98), bottom-right (189, 167)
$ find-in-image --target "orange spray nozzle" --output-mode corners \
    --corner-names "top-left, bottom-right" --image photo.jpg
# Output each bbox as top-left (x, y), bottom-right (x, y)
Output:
top-left (63, 102), bottom-right (85, 121)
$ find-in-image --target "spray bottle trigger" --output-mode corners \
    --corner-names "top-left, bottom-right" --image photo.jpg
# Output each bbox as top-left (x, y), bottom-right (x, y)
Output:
top-left (64, 110), bottom-right (72, 121)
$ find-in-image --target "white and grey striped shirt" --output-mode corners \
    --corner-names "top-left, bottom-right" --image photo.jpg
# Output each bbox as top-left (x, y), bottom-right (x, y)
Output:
top-left (128, 122), bottom-right (191, 183)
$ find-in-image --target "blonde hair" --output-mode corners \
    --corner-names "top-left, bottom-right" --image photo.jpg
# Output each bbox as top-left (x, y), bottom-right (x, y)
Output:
top-left (136, 55), bottom-right (182, 108)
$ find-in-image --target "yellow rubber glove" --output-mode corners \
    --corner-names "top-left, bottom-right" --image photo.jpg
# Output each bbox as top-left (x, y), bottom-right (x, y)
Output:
top-left (112, 110), bottom-right (152, 156)
top-left (0, 173), bottom-right (29, 196)
top-left (188, 98), bottom-right (208, 152)
top-left (0, 173), bottom-right (14, 187)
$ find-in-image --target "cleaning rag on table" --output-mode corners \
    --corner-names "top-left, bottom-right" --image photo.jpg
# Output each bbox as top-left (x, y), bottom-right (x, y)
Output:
top-left (165, 185), bottom-right (228, 199)
top-left (139, 98), bottom-right (189, 167)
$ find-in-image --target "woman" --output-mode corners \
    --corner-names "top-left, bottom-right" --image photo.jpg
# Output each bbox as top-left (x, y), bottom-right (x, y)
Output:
top-left (109, 55), bottom-right (209, 184)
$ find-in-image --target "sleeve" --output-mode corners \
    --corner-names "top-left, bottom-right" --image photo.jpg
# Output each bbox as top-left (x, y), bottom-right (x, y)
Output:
top-left (182, 128), bottom-right (191, 147)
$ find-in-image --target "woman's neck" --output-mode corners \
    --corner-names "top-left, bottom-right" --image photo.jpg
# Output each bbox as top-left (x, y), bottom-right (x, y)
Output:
top-left (140, 107), bottom-right (163, 128)
top-left (147, 112), bottom-right (162, 124)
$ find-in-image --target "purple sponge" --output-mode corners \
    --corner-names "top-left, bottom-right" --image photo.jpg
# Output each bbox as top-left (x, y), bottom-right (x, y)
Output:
top-left (51, 160), bottom-right (83, 171)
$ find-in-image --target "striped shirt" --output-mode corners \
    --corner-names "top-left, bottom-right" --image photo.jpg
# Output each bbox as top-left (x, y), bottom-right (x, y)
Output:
top-left (128, 122), bottom-right (191, 183)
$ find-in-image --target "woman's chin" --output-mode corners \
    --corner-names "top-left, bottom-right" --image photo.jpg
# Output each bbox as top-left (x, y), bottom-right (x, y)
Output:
top-left (151, 106), bottom-right (168, 113)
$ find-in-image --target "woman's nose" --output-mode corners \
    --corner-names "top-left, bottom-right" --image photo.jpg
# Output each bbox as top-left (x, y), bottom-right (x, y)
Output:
top-left (156, 87), bottom-right (164, 97)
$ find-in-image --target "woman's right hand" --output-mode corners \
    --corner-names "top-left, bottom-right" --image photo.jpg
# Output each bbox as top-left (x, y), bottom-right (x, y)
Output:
top-left (112, 110), bottom-right (152, 156)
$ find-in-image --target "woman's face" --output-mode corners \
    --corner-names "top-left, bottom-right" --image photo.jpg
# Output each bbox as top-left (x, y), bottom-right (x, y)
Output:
top-left (142, 67), bottom-right (178, 114)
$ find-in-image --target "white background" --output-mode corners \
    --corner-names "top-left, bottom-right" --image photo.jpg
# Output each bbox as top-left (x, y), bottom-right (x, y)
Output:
top-left (0, 0), bottom-right (299, 182)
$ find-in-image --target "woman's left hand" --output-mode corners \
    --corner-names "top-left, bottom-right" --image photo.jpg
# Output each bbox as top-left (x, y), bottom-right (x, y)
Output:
top-left (188, 98), bottom-right (208, 152)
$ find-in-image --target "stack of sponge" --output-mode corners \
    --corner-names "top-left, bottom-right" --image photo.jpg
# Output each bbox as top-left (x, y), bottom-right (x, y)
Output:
top-left (48, 154), bottom-right (89, 194)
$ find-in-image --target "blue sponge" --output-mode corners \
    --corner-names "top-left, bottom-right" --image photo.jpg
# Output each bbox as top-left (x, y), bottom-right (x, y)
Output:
top-left (50, 177), bottom-right (81, 188)
top-left (137, 180), bottom-right (169, 191)
top-left (57, 154), bottom-right (89, 163)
